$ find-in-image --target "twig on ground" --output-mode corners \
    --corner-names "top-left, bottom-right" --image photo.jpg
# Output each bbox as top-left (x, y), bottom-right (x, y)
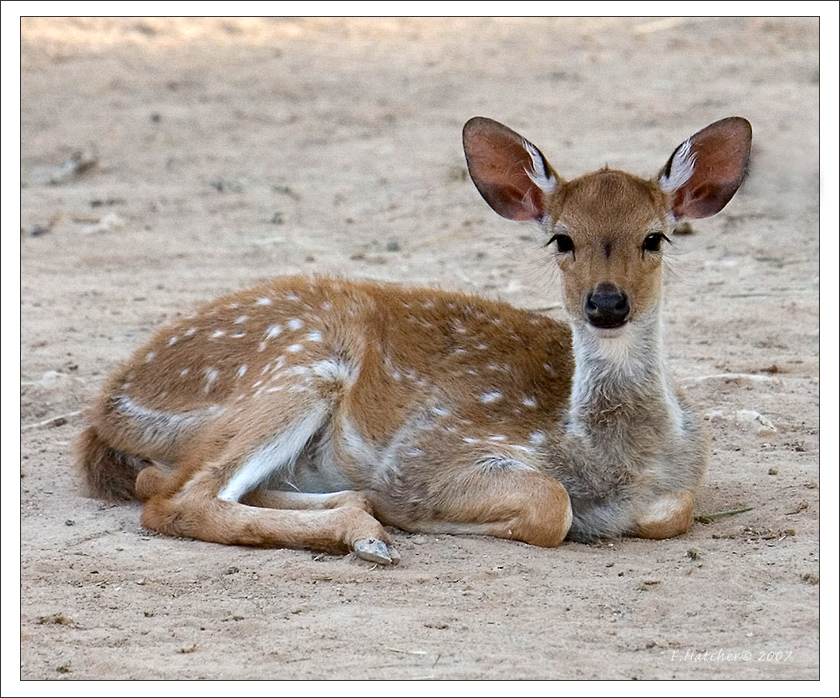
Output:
top-left (694, 506), bottom-right (754, 524)
top-left (21, 410), bottom-right (83, 432)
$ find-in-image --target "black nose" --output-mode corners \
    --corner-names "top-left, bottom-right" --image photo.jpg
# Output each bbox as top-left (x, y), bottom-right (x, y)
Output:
top-left (585, 283), bottom-right (630, 328)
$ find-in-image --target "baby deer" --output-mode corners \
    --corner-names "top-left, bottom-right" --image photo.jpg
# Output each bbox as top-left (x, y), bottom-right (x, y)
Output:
top-left (78, 116), bottom-right (751, 564)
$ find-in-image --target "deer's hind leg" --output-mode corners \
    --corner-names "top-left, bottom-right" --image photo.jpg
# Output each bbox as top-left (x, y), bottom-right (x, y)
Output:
top-left (139, 402), bottom-right (397, 564)
top-left (240, 489), bottom-right (396, 563)
top-left (242, 489), bottom-right (376, 516)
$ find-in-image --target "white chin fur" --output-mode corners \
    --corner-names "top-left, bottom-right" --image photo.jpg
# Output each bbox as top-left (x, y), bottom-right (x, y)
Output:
top-left (586, 324), bottom-right (628, 340)
top-left (573, 313), bottom-right (661, 379)
top-left (587, 325), bottom-right (638, 366)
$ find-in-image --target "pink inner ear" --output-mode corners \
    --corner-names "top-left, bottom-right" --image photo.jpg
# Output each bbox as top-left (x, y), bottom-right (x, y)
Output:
top-left (694, 126), bottom-right (751, 183)
top-left (670, 117), bottom-right (752, 220)
top-left (463, 118), bottom-right (548, 222)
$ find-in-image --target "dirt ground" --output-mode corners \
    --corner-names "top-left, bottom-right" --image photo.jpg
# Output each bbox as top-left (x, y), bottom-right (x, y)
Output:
top-left (17, 17), bottom-right (824, 682)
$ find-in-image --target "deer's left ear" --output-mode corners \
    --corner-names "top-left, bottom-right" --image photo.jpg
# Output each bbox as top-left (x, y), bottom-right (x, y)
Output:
top-left (658, 117), bottom-right (752, 221)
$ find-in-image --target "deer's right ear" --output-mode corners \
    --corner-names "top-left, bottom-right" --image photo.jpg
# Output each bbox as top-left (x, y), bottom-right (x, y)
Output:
top-left (463, 117), bottom-right (558, 222)
top-left (658, 117), bottom-right (752, 221)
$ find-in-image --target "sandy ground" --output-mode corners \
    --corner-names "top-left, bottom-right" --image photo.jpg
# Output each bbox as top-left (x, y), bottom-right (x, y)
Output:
top-left (15, 17), bottom-right (825, 682)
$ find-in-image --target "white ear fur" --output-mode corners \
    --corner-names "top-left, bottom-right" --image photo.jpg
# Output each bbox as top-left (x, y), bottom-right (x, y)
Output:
top-left (658, 139), bottom-right (696, 194)
top-left (524, 140), bottom-right (557, 194)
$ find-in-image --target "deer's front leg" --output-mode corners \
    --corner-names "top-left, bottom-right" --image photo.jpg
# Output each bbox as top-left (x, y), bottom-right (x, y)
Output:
top-left (635, 491), bottom-right (695, 539)
top-left (369, 457), bottom-right (574, 548)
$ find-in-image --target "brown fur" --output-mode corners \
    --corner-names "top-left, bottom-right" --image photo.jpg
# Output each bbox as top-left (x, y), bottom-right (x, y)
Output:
top-left (76, 425), bottom-right (145, 501)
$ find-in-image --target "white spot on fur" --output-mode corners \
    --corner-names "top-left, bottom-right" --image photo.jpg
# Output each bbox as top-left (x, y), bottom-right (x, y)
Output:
top-left (432, 406), bottom-right (450, 417)
top-left (145, 351), bottom-right (156, 363)
top-left (231, 332), bottom-right (246, 338)
top-left (488, 434), bottom-right (508, 441)
top-left (180, 368), bottom-right (190, 377)
top-left (479, 391), bottom-right (503, 404)
top-left (659, 138), bottom-right (696, 193)
top-left (287, 344), bottom-right (303, 353)
top-left (237, 365), bottom-right (248, 378)
top-left (306, 331), bottom-right (323, 342)
top-left (522, 396), bottom-right (538, 408)
top-left (234, 315), bottom-right (248, 324)
top-left (463, 437), bottom-right (480, 444)
top-left (184, 327), bottom-right (197, 337)
top-left (265, 324), bottom-right (282, 339)
top-left (168, 336), bottom-right (178, 346)
top-left (255, 297), bottom-right (272, 306)
top-left (286, 366), bottom-right (311, 377)
top-left (287, 293), bottom-right (300, 301)
top-left (288, 319), bottom-right (303, 330)
top-left (204, 368), bottom-right (219, 392)
top-left (529, 431), bottom-right (546, 446)
top-left (211, 330), bottom-right (226, 339)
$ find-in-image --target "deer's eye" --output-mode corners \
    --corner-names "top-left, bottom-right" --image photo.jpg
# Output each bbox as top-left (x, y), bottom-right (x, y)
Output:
top-left (642, 233), bottom-right (670, 253)
top-left (548, 233), bottom-right (574, 254)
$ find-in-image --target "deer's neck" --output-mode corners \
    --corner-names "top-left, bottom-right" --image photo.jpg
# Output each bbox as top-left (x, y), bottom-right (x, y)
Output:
top-left (567, 311), bottom-right (683, 438)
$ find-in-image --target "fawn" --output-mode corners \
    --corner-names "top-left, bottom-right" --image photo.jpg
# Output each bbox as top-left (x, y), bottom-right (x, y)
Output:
top-left (78, 116), bottom-right (751, 564)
